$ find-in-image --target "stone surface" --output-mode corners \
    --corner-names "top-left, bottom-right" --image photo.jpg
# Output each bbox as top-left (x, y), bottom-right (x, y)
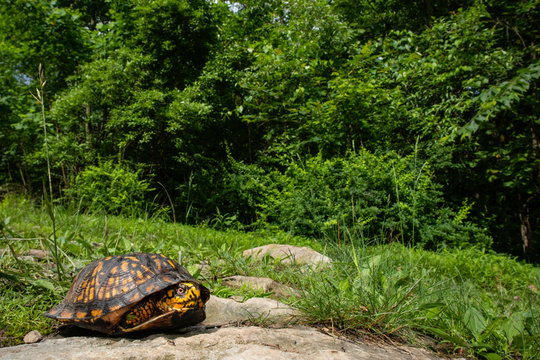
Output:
top-left (243, 244), bottom-right (332, 268)
top-left (202, 295), bottom-right (300, 325)
top-left (22, 331), bottom-right (42, 344)
top-left (25, 249), bottom-right (50, 259)
top-left (0, 326), bottom-right (442, 360)
top-left (222, 276), bottom-right (300, 298)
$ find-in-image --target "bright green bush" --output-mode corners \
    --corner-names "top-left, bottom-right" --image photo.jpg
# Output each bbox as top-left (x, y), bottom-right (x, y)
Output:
top-left (242, 150), bottom-right (492, 249)
top-left (66, 161), bottom-right (154, 215)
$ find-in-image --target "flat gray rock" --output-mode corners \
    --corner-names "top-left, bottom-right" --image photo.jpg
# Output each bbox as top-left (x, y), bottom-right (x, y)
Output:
top-left (0, 326), bottom-right (442, 360)
top-left (203, 295), bottom-right (300, 325)
top-left (243, 244), bottom-right (331, 268)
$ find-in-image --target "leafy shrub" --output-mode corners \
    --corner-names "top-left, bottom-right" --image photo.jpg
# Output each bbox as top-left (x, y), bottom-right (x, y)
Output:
top-left (230, 150), bottom-right (491, 249)
top-left (216, 158), bottom-right (280, 226)
top-left (66, 161), bottom-right (153, 215)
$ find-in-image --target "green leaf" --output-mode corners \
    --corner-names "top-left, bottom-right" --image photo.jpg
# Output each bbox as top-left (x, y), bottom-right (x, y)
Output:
top-left (501, 312), bottom-right (525, 341)
top-left (421, 326), bottom-right (468, 347)
top-left (464, 307), bottom-right (487, 338)
top-left (65, 242), bottom-right (81, 255)
top-left (338, 279), bottom-right (350, 292)
top-left (121, 237), bottom-right (131, 251)
top-left (30, 279), bottom-right (56, 292)
top-left (418, 302), bottom-right (445, 319)
top-left (481, 353), bottom-right (502, 360)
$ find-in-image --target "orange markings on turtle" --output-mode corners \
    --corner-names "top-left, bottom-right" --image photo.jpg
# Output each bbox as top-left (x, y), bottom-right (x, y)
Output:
top-left (76, 311), bottom-right (87, 319)
top-left (97, 272), bottom-right (107, 285)
top-left (79, 278), bottom-right (89, 291)
top-left (124, 261), bottom-right (133, 271)
top-left (167, 260), bottom-right (176, 268)
top-left (109, 304), bottom-right (122, 312)
top-left (125, 256), bottom-right (140, 262)
top-left (119, 278), bottom-right (130, 288)
top-left (98, 286), bottom-right (106, 300)
top-left (91, 261), bottom-right (103, 277)
top-left (83, 281), bottom-right (91, 301)
top-left (145, 283), bottom-right (156, 294)
top-left (129, 292), bottom-right (141, 303)
top-left (110, 266), bottom-right (118, 275)
top-left (104, 288), bottom-right (113, 300)
top-left (88, 288), bottom-right (95, 302)
top-left (135, 270), bottom-right (145, 285)
top-left (48, 308), bottom-right (58, 315)
top-left (60, 309), bottom-right (73, 318)
top-left (91, 309), bottom-right (103, 317)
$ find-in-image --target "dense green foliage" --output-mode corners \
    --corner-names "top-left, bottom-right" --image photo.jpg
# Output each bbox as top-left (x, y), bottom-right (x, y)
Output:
top-left (1, 196), bottom-right (538, 358)
top-left (223, 151), bottom-right (492, 249)
top-left (1, 0), bottom-right (538, 261)
top-left (66, 160), bottom-right (154, 215)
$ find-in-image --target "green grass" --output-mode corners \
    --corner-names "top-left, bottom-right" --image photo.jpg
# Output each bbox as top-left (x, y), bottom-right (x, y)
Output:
top-left (1, 195), bottom-right (539, 359)
top-left (296, 242), bottom-right (539, 359)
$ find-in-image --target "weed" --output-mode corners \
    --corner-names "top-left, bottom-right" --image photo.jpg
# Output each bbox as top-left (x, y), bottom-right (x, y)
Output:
top-left (31, 64), bottom-right (62, 281)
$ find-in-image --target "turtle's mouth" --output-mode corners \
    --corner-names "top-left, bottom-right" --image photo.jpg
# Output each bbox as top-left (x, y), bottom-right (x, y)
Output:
top-left (167, 302), bottom-right (204, 312)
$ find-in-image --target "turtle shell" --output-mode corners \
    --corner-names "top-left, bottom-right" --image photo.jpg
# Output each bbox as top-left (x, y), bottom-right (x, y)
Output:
top-left (44, 252), bottom-right (208, 334)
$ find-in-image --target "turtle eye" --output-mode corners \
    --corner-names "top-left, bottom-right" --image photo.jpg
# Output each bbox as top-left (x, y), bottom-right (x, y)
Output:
top-left (176, 284), bottom-right (188, 295)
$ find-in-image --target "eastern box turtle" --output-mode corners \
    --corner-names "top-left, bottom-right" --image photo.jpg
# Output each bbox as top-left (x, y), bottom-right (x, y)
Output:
top-left (43, 252), bottom-right (210, 335)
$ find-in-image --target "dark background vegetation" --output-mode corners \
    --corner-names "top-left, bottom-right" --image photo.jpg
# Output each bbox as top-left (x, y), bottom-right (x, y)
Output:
top-left (1, 0), bottom-right (538, 262)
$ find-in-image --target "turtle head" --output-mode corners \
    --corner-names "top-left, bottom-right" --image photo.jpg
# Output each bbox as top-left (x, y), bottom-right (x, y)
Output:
top-left (159, 282), bottom-right (210, 313)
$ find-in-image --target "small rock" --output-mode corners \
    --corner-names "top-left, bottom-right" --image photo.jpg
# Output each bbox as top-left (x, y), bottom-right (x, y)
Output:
top-left (222, 275), bottom-right (300, 298)
top-left (243, 244), bottom-right (331, 268)
top-left (25, 249), bottom-right (50, 259)
top-left (23, 330), bottom-right (42, 344)
top-left (198, 261), bottom-right (212, 277)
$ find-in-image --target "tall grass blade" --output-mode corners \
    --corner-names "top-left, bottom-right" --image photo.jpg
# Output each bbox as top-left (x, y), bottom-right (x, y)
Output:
top-left (33, 64), bottom-right (62, 281)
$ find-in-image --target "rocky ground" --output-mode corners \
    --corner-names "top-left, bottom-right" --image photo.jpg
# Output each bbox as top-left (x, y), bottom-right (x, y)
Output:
top-left (0, 245), bottom-right (454, 359)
